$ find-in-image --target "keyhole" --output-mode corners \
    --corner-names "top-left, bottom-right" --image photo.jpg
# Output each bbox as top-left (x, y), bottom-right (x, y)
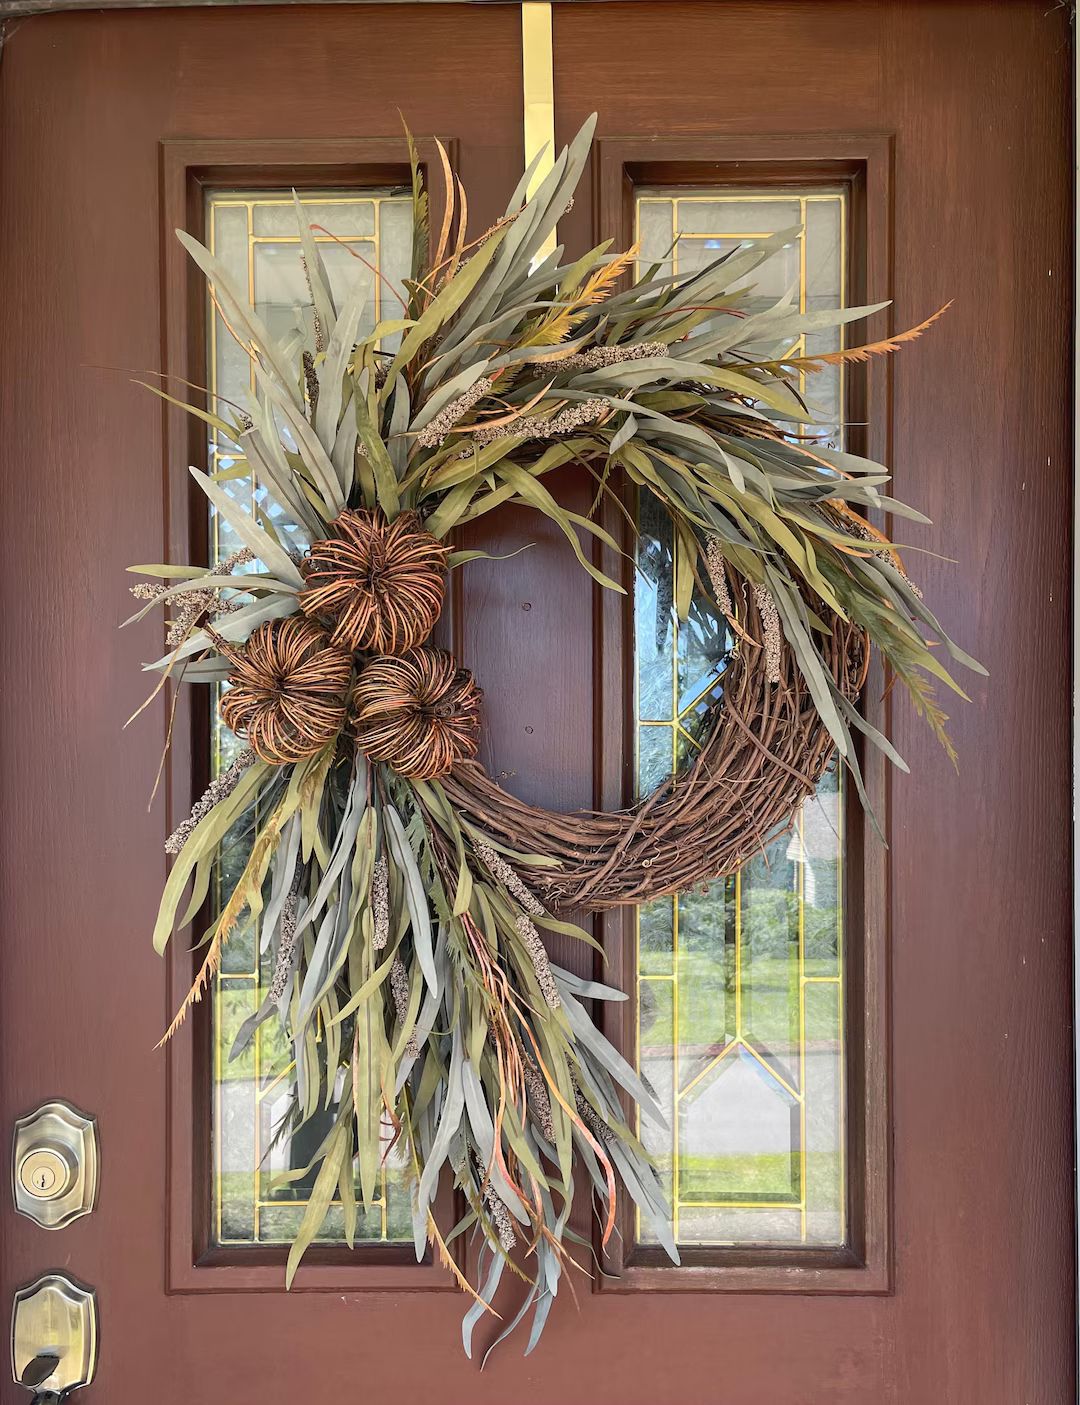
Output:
top-left (20, 1149), bottom-right (66, 1200)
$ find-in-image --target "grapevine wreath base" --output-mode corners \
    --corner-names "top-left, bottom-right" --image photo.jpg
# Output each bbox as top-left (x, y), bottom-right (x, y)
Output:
top-left (446, 565), bottom-right (867, 912)
top-left (128, 115), bottom-right (980, 1359)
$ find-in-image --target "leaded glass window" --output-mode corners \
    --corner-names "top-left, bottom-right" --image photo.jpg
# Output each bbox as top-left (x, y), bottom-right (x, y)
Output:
top-left (206, 190), bottom-right (413, 1246)
top-left (634, 189), bottom-right (848, 1248)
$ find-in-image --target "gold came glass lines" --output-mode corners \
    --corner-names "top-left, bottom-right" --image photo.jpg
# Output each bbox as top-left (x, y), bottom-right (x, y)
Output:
top-left (205, 189), bottom-right (413, 1247)
top-left (634, 189), bottom-right (847, 1248)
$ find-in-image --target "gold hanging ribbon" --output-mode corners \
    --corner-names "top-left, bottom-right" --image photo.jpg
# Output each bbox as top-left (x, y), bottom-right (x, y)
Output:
top-left (521, 1), bottom-right (557, 259)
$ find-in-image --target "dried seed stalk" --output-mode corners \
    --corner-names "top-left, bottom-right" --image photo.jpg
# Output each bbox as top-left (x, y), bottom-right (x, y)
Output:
top-left (165, 746), bottom-right (256, 855)
top-left (514, 914), bottom-right (560, 1010)
top-left (475, 843), bottom-right (546, 917)
top-left (372, 855), bottom-right (390, 949)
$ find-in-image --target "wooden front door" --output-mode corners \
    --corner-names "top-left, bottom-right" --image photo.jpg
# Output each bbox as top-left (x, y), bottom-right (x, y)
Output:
top-left (0, 2), bottom-right (1072, 1401)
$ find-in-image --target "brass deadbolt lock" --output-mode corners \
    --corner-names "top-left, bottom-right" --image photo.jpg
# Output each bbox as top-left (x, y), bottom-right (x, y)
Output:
top-left (12, 1103), bottom-right (98, 1230)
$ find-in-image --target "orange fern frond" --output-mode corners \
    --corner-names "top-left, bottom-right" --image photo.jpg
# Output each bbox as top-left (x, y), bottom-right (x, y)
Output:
top-left (745, 302), bottom-right (952, 375)
top-left (429, 1212), bottom-right (503, 1317)
top-left (575, 243), bottom-right (639, 308)
top-left (515, 245), bottom-right (641, 353)
top-left (521, 304), bottom-right (576, 348)
top-left (157, 810), bottom-right (285, 1046)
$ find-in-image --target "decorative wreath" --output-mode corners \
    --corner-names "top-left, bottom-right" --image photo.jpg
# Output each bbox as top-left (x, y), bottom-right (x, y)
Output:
top-left (128, 116), bottom-right (981, 1358)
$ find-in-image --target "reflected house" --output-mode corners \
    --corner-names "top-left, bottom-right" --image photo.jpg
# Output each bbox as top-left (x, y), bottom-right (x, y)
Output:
top-left (786, 788), bottom-right (842, 910)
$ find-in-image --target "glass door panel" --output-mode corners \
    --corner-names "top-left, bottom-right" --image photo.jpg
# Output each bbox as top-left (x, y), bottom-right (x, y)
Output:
top-left (205, 189), bottom-right (414, 1246)
top-left (634, 188), bottom-right (847, 1249)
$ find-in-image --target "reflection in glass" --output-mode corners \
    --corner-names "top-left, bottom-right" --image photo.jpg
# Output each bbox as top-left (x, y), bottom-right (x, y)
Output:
top-left (207, 191), bottom-right (413, 1246)
top-left (634, 188), bottom-right (847, 1249)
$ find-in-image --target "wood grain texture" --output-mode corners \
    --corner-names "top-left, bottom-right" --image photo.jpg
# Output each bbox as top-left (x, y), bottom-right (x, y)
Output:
top-left (0, 2), bottom-right (1071, 1401)
top-left (553, 1), bottom-right (1073, 1401)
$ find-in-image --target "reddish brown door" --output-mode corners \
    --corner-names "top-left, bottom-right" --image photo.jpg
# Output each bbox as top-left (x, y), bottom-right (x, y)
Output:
top-left (0, 2), bottom-right (1072, 1401)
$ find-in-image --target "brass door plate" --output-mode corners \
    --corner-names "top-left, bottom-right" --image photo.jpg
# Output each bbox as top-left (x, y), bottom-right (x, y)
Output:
top-left (12, 1102), bottom-right (98, 1229)
top-left (11, 1273), bottom-right (98, 1396)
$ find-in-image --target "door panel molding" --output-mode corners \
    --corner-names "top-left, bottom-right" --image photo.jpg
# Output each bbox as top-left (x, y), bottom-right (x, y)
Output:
top-left (592, 133), bottom-right (894, 1294)
top-left (160, 136), bottom-right (459, 1293)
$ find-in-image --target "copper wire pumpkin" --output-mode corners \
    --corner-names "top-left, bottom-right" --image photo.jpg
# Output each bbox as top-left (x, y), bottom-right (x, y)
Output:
top-left (300, 508), bottom-right (449, 654)
top-left (218, 616), bottom-right (353, 764)
top-left (352, 646), bottom-right (482, 780)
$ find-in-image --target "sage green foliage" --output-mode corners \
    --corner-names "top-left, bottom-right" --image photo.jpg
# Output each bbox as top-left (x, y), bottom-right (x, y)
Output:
top-left (128, 116), bottom-right (979, 1356)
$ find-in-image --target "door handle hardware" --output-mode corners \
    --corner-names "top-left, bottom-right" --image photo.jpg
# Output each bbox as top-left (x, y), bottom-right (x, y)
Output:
top-left (11, 1273), bottom-right (97, 1401)
top-left (20, 1351), bottom-right (63, 1404)
top-left (12, 1103), bottom-right (98, 1229)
